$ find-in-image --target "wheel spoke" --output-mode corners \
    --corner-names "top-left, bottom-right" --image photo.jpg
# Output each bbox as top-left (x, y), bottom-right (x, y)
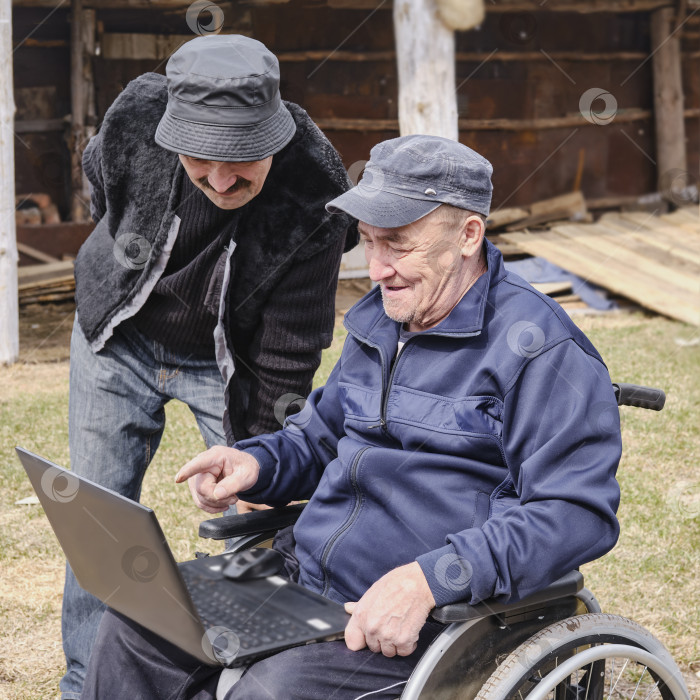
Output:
top-left (608, 657), bottom-right (630, 697)
top-left (641, 676), bottom-right (661, 700)
top-left (607, 657), bottom-right (615, 699)
top-left (584, 661), bottom-right (593, 699)
top-left (631, 665), bottom-right (647, 698)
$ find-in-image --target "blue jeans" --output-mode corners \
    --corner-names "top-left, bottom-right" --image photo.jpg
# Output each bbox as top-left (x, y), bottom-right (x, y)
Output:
top-left (61, 319), bottom-right (227, 699)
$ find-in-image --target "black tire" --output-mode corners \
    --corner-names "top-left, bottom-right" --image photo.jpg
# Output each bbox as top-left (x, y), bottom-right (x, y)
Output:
top-left (474, 613), bottom-right (689, 700)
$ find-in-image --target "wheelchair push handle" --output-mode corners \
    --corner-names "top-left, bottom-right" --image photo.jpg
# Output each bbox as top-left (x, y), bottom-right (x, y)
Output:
top-left (612, 383), bottom-right (666, 411)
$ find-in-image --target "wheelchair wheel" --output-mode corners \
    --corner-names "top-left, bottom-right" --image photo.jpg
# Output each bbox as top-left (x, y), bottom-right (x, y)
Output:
top-left (474, 613), bottom-right (689, 700)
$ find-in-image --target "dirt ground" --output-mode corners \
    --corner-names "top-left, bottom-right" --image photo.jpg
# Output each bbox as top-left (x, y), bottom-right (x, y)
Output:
top-left (16, 302), bottom-right (75, 365)
top-left (15, 278), bottom-right (373, 366)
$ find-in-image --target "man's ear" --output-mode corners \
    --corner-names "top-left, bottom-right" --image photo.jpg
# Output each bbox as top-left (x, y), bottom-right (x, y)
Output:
top-left (460, 215), bottom-right (486, 256)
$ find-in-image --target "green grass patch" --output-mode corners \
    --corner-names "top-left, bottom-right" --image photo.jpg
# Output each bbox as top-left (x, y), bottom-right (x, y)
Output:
top-left (0, 312), bottom-right (698, 698)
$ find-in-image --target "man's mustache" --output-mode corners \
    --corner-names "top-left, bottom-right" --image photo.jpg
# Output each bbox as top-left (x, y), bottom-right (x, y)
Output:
top-left (198, 176), bottom-right (252, 195)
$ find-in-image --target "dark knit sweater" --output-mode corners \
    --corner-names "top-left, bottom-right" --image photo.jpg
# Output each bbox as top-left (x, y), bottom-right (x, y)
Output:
top-left (130, 176), bottom-right (238, 357)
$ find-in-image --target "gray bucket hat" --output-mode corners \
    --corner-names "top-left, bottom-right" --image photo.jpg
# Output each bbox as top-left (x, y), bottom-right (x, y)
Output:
top-left (155, 35), bottom-right (296, 162)
top-left (326, 135), bottom-right (493, 227)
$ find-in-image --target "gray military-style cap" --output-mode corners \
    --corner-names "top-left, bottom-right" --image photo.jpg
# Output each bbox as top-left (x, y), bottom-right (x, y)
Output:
top-left (326, 135), bottom-right (493, 227)
top-left (155, 35), bottom-right (296, 162)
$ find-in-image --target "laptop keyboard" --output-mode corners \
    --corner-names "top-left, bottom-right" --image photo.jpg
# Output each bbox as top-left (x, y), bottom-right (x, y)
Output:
top-left (181, 567), bottom-right (310, 651)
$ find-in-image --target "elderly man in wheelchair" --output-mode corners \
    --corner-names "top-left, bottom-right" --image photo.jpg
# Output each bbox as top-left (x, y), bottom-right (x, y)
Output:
top-left (80, 135), bottom-right (688, 700)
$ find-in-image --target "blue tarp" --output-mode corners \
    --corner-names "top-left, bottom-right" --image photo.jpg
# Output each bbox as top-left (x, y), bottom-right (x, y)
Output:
top-left (504, 257), bottom-right (618, 311)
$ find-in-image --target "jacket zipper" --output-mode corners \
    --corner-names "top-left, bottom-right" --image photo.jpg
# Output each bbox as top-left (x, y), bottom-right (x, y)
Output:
top-left (380, 346), bottom-right (406, 428)
top-left (368, 338), bottom-right (413, 431)
top-left (320, 446), bottom-right (369, 596)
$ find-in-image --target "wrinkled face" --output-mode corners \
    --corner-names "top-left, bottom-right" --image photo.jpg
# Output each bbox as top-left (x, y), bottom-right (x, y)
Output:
top-left (178, 155), bottom-right (273, 210)
top-left (359, 208), bottom-right (485, 332)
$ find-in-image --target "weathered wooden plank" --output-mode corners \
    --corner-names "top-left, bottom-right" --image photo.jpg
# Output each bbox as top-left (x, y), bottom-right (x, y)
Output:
top-left (660, 208), bottom-right (700, 230)
top-left (17, 260), bottom-right (74, 286)
top-left (486, 207), bottom-right (529, 229)
top-left (651, 7), bottom-right (688, 191)
top-left (13, 118), bottom-right (65, 133)
top-left (500, 230), bottom-right (700, 325)
top-left (101, 33), bottom-right (192, 60)
top-left (618, 211), bottom-right (700, 244)
top-left (599, 215), bottom-right (700, 266)
top-left (17, 242), bottom-right (60, 264)
top-left (6, 0), bottom-right (683, 10)
top-left (551, 223), bottom-right (700, 294)
top-left (271, 49), bottom-right (695, 64)
top-left (485, 235), bottom-right (525, 258)
top-left (17, 222), bottom-right (94, 260)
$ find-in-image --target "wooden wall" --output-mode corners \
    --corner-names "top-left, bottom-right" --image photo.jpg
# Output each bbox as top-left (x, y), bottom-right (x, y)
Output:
top-left (11, 2), bottom-right (700, 218)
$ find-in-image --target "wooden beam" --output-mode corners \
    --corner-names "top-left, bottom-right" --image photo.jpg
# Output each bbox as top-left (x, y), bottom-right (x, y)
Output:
top-left (329, 0), bottom-right (675, 8)
top-left (9, 0), bottom-right (680, 8)
top-left (69, 0), bottom-right (95, 222)
top-left (394, 0), bottom-right (458, 139)
top-left (274, 49), bottom-right (652, 62)
top-left (651, 6), bottom-right (688, 192)
top-left (17, 242), bottom-right (60, 264)
top-left (101, 32), bottom-right (191, 60)
top-left (0, 0), bottom-right (19, 364)
top-left (15, 38), bottom-right (70, 49)
top-left (14, 118), bottom-right (66, 133)
top-left (18, 260), bottom-right (74, 286)
top-left (314, 108), bottom-right (700, 132)
top-left (482, 0), bottom-right (676, 11)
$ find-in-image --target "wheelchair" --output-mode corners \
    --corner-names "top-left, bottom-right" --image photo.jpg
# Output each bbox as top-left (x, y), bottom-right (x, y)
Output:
top-left (197, 382), bottom-right (690, 700)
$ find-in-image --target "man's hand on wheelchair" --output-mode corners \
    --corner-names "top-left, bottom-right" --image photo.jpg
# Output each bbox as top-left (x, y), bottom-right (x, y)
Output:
top-left (343, 562), bottom-right (435, 658)
top-left (175, 446), bottom-right (260, 514)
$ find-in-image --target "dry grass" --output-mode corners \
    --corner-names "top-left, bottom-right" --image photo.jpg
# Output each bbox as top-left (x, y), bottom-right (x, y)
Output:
top-left (0, 309), bottom-right (698, 698)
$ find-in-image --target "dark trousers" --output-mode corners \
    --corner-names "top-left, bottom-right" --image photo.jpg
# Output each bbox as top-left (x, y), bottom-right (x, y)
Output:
top-left (81, 609), bottom-right (442, 700)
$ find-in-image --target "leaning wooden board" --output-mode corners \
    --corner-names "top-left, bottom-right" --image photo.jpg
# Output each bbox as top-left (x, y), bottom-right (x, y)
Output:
top-left (501, 207), bottom-right (700, 326)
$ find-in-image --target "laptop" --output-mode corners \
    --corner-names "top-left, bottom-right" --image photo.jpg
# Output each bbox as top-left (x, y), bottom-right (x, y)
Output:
top-left (16, 447), bottom-right (350, 667)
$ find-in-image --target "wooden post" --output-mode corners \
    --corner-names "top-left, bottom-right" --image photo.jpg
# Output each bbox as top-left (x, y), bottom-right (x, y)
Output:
top-left (650, 6), bottom-right (688, 191)
top-left (70, 0), bottom-right (95, 222)
top-left (0, 0), bottom-right (18, 364)
top-left (81, 9), bottom-right (96, 211)
top-left (394, 0), bottom-right (459, 140)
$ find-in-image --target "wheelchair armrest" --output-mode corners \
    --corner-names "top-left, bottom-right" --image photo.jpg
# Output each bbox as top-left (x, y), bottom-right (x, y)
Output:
top-left (198, 503), bottom-right (306, 540)
top-left (430, 570), bottom-right (583, 623)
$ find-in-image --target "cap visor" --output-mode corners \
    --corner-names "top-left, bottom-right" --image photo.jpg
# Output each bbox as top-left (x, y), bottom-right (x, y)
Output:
top-left (155, 102), bottom-right (296, 162)
top-left (326, 186), bottom-right (441, 228)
